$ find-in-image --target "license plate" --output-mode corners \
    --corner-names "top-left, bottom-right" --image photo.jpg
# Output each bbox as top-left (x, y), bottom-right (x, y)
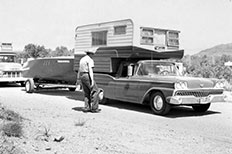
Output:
top-left (198, 97), bottom-right (209, 103)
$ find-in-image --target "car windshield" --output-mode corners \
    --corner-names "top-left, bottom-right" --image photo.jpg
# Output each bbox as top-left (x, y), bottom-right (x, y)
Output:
top-left (0, 55), bottom-right (16, 62)
top-left (137, 61), bottom-right (180, 76)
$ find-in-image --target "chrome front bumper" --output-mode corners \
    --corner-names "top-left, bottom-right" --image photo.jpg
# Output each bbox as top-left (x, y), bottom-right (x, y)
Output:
top-left (0, 77), bottom-right (27, 82)
top-left (168, 94), bottom-right (226, 105)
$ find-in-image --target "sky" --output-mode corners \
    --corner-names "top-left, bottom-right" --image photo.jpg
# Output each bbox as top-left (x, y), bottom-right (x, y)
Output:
top-left (0, 0), bottom-right (232, 55)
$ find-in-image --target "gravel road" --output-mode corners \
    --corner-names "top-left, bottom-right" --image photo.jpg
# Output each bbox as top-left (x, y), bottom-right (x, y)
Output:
top-left (0, 83), bottom-right (232, 154)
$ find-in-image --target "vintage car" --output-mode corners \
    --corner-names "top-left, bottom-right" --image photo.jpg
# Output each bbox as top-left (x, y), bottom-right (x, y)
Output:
top-left (97, 59), bottom-right (225, 115)
top-left (74, 46), bottom-right (225, 115)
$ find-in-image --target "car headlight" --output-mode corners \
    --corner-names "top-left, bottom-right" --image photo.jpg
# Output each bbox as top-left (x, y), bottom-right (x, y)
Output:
top-left (0, 71), bottom-right (3, 77)
top-left (175, 81), bottom-right (188, 90)
top-left (214, 81), bottom-right (225, 89)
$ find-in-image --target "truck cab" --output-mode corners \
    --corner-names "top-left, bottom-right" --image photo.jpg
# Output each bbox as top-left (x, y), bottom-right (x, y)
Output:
top-left (0, 43), bottom-right (26, 86)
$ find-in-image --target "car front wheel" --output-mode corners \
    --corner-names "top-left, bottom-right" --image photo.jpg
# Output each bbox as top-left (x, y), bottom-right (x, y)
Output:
top-left (150, 92), bottom-right (170, 115)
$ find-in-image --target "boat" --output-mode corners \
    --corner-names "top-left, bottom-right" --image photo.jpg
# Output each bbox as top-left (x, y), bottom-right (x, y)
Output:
top-left (22, 56), bottom-right (78, 93)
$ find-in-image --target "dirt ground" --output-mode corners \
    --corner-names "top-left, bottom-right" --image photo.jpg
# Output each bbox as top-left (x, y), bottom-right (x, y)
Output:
top-left (0, 84), bottom-right (232, 154)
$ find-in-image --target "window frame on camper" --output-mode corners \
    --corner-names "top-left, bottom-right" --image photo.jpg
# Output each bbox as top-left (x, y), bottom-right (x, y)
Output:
top-left (91, 30), bottom-right (108, 46)
top-left (114, 25), bottom-right (127, 35)
top-left (140, 28), bottom-right (154, 45)
top-left (140, 27), bottom-right (167, 47)
top-left (167, 31), bottom-right (179, 47)
top-left (139, 27), bottom-right (180, 48)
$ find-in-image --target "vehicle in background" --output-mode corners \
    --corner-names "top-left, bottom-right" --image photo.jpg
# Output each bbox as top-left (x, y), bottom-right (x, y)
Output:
top-left (0, 42), bottom-right (26, 86)
top-left (74, 19), bottom-right (225, 115)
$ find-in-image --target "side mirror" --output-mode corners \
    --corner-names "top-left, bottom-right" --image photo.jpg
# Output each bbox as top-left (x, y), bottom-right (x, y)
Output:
top-left (127, 65), bottom-right (133, 77)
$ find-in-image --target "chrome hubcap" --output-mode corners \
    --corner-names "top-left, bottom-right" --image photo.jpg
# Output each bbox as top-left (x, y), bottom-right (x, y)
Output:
top-left (25, 81), bottom-right (30, 91)
top-left (98, 91), bottom-right (104, 101)
top-left (153, 96), bottom-right (163, 110)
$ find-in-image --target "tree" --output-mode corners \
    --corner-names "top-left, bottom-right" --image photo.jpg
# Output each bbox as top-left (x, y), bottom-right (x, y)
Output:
top-left (16, 44), bottom-right (74, 63)
top-left (23, 44), bottom-right (49, 58)
top-left (181, 54), bottom-right (232, 82)
top-left (50, 46), bottom-right (74, 57)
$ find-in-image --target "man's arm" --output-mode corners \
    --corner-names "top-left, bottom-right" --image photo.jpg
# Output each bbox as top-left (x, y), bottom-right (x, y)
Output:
top-left (77, 70), bottom-right (80, 79)
top-left (88, 60), bottom-right (94, 87)
top-left (89, 66), bottom-right (94, 87)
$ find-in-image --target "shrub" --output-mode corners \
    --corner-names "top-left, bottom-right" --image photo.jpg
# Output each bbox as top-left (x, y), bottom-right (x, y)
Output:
top-left (0, 108), bottom-right (22, 122)
top-left (224, 80), bottom-right (232, 91)
top-left (74, 118), bottom-right (86, 127)
top-left (1, 122), bottom-right (23, 137)
top-left (35, 125), bottom-right (52, 141)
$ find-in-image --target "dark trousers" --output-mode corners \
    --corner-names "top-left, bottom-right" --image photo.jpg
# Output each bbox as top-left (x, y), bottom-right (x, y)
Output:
top-left (80, 73), bottom-right (91, 109)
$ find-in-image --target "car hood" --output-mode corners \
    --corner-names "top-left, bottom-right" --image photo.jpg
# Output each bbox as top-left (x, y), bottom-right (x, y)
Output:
top-left (174, 76), bottom-right (214, 88)
top-left (133, 75), bottom-right (215, 89)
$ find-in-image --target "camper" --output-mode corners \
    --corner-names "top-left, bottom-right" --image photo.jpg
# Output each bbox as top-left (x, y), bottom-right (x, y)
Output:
top-left (74, 19), bottom-right (225, 115)
top-left (0, 43), bottom-right (26, 86)
top-left (75, 19), bottom-right (180, 54)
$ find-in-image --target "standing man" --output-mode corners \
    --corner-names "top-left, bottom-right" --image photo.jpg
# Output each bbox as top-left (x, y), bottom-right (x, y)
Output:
top-left (77, 48), bottom-right (99, 112)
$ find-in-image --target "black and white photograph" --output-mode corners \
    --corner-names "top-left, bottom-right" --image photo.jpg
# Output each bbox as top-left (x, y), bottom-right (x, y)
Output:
top-left (0, 0), bottom-right (232, 153)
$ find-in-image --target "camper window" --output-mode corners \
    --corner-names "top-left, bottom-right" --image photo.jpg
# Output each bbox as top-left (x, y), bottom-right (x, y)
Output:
top-left (141, 37), bottom-right (153, 44)
top-left (167, 31), bottom-right (179, 47)
top-left (141, 28), bottom-right (153, 36)
top-left (140, 28), bottom-right (154, 45)
top-left (114, 25), bottom-right (126, 35)
top-left (92, 31), bottom-right (107, 46)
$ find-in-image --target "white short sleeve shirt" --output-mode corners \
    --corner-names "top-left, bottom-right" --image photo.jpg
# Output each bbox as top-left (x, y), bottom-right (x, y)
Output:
top-left (79, 55), bottom-right (94, 73)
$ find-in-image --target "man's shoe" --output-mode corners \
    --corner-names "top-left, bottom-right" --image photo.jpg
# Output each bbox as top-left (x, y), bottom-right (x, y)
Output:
top-left (83, 108), bottom-right (91, 113)
top-left (91, 109), bottom-right (101, 113)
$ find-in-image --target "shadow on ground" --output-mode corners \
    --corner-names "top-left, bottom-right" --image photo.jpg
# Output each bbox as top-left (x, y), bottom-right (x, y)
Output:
top-left (165, 106), bottom-right (220, 118)
top-left (104, 99), bottom-right (221, 118)
top-left (21, 88), bottom-right (85, 101)
top-left (0, 83), bottom-right (21, 88)
top-left (21, 88), bottom-right (221, 118)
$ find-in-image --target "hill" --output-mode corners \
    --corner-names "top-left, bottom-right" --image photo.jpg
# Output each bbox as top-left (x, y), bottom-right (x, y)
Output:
top-left (195, 43), bottom-right (232, 57)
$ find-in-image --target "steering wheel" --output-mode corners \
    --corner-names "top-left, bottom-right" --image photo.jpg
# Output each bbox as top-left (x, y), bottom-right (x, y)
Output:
top-left (159, 70), bottom-right (170, 75)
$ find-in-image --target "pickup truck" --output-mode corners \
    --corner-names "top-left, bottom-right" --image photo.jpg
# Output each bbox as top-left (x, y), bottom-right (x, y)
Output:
top-left (0, 51), bottom-right (26, 86)
top-left (74, 46), bottom-right (225, 115)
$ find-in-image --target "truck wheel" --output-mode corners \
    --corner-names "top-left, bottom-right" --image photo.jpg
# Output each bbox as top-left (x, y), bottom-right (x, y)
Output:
top-left (25, 79), bottom-right (35, 93)
top-left (150, 92), bottom-right (170, 115)
top-left (192, 104), bottom-right (211, 112)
